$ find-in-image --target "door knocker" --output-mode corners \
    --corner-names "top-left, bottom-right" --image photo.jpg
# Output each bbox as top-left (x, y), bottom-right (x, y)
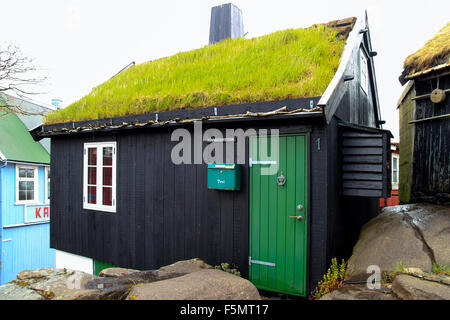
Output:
top-left (277, 171), bottom-right (286, 187)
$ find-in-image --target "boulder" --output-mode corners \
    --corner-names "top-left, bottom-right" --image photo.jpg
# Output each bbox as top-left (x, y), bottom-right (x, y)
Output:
top-left (345, 204), bottom-right (450, 281)
top-left (392, 274), bottom-right (450, 300)
top-left (153, 258), bottom-right (212, 278)
top-left (127, 269), bottom-right (260, 300)
top-left (404, 203), bottom-right (450, 266)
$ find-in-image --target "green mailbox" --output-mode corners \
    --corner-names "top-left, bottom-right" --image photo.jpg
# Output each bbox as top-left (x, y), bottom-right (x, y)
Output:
top-left (207, 164), bottom-right (241, 191)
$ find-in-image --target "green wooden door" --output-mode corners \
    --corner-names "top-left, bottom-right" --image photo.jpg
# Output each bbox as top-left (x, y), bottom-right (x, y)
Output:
top-left (249, 134), bottom-right (308, 296)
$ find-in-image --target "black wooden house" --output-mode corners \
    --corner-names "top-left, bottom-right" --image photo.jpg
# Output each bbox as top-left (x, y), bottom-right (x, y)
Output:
top-left (32, 11), bottom-right (391, 296)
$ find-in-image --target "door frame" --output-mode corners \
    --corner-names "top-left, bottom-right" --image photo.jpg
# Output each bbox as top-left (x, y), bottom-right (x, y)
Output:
top-left (247, 132), bottom-right (311, 296)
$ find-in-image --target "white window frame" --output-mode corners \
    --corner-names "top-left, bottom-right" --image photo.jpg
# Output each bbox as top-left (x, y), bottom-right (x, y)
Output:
top-left (392, 154), bottom-right (399, 190)
top-left (45, 166), bottom-right (50, 204)
top-left (360, 47), bottom-right (369, 95)
top-left (15, 165), bottom-right (39, 204)
top-left (83, 142), bottom-right (116, 212)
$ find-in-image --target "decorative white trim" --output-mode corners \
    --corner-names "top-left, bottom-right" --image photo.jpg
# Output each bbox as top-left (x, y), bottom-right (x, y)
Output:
top-left (83, 141), bottom-right (116, 213)
top-left (0, 150), bottom-right (6, 161)
top-left (15, 164), bottom-right (39, 204)
top-left (317, 13), bottom-right (365, 108)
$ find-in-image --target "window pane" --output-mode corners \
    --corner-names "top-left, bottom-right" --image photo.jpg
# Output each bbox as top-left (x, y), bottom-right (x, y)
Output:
top-left (47, 168), bottom-right (51, 179)
top-left (88, 167), bottom-right (97, 185)
top-left (26, 181), bottom-right (34, 190)
top-left (47, 181), bottom-right (51, 200)
top-left (19, 181), bottom-right (27, 191)
top-left (103, 147), bottom-right (113, 166)
top-left (26, 169), bottom-right (34, 178)
top-left (103, 167), bottom-right (112, 186)
top-left (393, 157), bottom-right (398, 169)
top-left (19, 168), bottom-right (27, 177)
top-left (88, 148), bottom-right (97, 165)
top-left (103, 187), bottom-right (112, 206)
top-left (26, 190), bottom-right (34, 201)
top-left (88, 186), bottom-right (97, 204)
top-left (19, 191), bottom-right (26, 201)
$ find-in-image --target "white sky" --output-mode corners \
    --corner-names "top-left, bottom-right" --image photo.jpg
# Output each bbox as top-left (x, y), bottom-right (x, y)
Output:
top-left (1, 0), bottom-right (449, 139)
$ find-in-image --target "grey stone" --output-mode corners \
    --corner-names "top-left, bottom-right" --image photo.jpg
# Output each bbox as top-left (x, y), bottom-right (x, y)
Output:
top-left (403, 203), bottom-right (450, 267)
top-left (320, 284), bottom-right (397, 300)
top-left (0, 259), bottom-right (216, 300)
top-left (153, 258), bottom-right (212, 278)
top-left (99, 268), bottom-right (140, 278)
top-left (0, 281), bottom-right (45, 300)
top-left (392, 274), bottom-right (450, 300)
top-left (345, 204), bottom-right (434, 281)
top-left (127, 269), bottom-right (260, 300)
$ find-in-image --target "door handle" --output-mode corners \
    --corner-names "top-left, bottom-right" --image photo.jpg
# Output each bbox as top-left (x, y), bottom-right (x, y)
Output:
top-left (289, 216), bottom-right (303, 221)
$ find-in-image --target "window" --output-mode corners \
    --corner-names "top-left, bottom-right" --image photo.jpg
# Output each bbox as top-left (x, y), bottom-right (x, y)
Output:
top-left (83, 142), bottom-right (116, 212)
top-left (392, 155), bottom-right (399, 189)
top-left (45, 167), bottom-right (50, 203)
top-left (16, 165), bottom-right (38, 203)
top-left (360, 48), bottom-right (368, 94)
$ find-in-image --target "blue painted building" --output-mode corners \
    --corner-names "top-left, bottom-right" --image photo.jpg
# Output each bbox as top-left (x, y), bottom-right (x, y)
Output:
top-left (0, 93), bottom-right (55, 284)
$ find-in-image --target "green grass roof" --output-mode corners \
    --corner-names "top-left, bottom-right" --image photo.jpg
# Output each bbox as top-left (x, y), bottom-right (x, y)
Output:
top-left (45, 23), bottom-right (349, 124)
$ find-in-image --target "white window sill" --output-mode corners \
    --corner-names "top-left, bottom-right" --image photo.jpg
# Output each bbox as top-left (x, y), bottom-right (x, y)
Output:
top-left (15, 202), bottom-right (48, 206)
top-left (83, 204), bottom-right (116, 213)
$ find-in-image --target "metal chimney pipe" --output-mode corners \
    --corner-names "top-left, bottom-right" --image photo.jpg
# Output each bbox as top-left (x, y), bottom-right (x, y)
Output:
top-left (209, 3), bottom-right (244, 44)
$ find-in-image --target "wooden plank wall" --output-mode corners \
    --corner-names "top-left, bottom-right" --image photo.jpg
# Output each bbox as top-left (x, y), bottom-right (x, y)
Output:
top-left (398, 82), bottom-right (415, 203)
top-left (50, 118), bottom-right (329, 286)
top-left (411, 76), bottom-right (450, 199)
top-left (340, 127), bottom-right (391, 198)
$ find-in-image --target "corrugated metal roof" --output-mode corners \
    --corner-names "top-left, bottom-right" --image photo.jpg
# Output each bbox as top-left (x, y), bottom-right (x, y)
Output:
top-left (0, 112), bottom-right (50, 164)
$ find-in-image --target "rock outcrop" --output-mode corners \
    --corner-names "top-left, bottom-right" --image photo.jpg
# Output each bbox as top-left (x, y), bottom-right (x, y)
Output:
top-left (126, 269), bottom-right (261, 300)
top-left (0, 258), bottom-right (258, 300)
top-left (345, 204), bottom-right (450, 281)
top-left (392, 274), bottom-right (450, 300)
top-left (321, 267), bottom-right (450, 300)
top-left (320, 284), bottom-right (396, 300)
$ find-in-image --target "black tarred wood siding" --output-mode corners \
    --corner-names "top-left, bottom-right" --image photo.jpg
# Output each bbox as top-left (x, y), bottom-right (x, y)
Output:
top-left (50, 118), bottom-right (331, 291)
top-left (411, 75), bottom-right (450, 200)
top-left (340, 124), bottom-right (391, 198)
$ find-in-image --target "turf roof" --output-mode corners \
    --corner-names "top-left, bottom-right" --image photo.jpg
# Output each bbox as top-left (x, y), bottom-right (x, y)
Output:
top-left (45, 18), bottom-right (354, 124)
top-left (402, 22), bottom-right (450, 78)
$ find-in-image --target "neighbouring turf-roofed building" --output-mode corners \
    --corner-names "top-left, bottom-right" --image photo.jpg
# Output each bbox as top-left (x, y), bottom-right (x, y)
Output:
top-left (398, 22), bottom-right (450, 204)
top-left (32, 8), bottom-right (392, 296)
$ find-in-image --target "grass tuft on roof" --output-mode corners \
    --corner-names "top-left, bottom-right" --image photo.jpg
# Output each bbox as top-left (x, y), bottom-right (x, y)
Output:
top-left (45, 24), bottom-right (347, 124)
top-left (403, 22), bottom-right (450, 76)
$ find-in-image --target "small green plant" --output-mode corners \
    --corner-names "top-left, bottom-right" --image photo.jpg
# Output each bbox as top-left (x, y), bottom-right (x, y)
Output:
top-left (214, 262), bottom-right (241, 277)
top-left (310, 258), bottom-right (346, 299)
top-left (382, 262), bottom-right (405, 284)
top-left (432, 262), bottom-right (450, 276)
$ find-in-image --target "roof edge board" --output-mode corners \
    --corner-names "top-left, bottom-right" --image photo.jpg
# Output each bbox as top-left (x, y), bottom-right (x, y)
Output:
top-left (363, 10), bottom-right (383, 128)
top-left (34, 110), bottom-right (324, 139)
top-left (318, 13), bottom-right (365, 124)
